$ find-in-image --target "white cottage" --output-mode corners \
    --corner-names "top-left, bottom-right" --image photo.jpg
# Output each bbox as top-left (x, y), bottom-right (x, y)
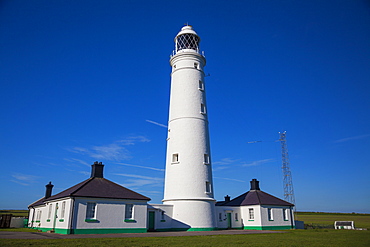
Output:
top-left (28, 162), bottom-right (150, 234)
top-left (216, 179), bottom-right (295, 230)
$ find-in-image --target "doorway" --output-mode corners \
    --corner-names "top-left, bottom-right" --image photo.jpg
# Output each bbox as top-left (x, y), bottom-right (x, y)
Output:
top-left (148, 211), bottom-right (155, 231)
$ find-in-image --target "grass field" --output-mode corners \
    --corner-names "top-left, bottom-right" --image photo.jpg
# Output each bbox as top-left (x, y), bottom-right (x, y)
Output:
top-left (1, 211), bottom-right (370, 246)
top-left (295, 212), bottom-right (370, 229)
top-left (0, 230), bottom-right (369, 246)
top-left (0, 210), bottom-right (28, 217)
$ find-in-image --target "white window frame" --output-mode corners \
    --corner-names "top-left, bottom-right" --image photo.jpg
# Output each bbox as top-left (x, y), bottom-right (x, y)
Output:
top-left (205, 181), bottom-right (211, 193)
top-left (283, 208), bottom-right (289, 221)
top-left (61, 201), bottom-right (66, 219)
top-left (48, 204), bottom-right (52, 219)
top-left (249, 208), bottom-right (254, 220)
top-left (203, 154), bottom-right (210, 164)
top-left (268, 208), bottom-right (273, 221)
top-left (200, 104), bottom-right (206, 114)
top-left (198, 80), bottom-right (204, 91)
top-left (125, 204), bottom-right (134, 220)
top-left (86, 202), bottom-right (97, 219)
top-left (172, 153), bottom-right (179, 164)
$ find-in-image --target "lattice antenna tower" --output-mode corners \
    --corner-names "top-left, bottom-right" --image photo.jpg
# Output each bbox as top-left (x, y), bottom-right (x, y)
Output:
top-left (279, 131), bottom-right (296, 210)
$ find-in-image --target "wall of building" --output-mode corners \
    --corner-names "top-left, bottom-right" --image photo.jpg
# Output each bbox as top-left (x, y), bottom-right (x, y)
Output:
top-left (215, 206), bottom-right (242, 230)
top-left (28, 198), bottom-right (73, 234)
top-left (72, 197), bottom-right (147, 234)
top-left (240, 205), bottom-right (262, 229)
top-left (147, 204), bottom-right (173, 231)
top-left (258, 205), bottom-right (294, 230)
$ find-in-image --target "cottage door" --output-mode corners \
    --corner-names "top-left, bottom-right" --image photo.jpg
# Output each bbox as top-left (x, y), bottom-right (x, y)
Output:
top-left (148, 211), bottom-right (155, 231)
top-left (227, 213), bottom-right (232, 229)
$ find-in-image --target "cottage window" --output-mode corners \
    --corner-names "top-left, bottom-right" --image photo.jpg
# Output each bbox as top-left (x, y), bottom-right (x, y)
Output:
top-left (36, 210), bottom-right (42, 222)
top-left (61, 201), bottom-right (66, 219)
top-left (268, 208), bottom-right (273, 221)
top-left (125, 204), bottom-right (134, 220)
top-left (235, 213), bottom-right (238, 221)
top-left (48, 204), bottom-right (52, 219)
top-left (161, 211), bottom-right (165, 221)
top-left (283, 208), bottom-right (289, 221)
top-left (86, 202), bottom-right (96, 219)
top-left (249, 208), bottom-right (254, 220)
top-left (219, 213), bottom-right (222, 221)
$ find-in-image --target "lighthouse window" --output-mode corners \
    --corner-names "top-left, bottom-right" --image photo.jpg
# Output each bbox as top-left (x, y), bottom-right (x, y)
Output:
top-left (172, 153), bottom-right (179, 163)
top-left (200, 104), bottom-right (206, 114)
top-left (198, 80), bottom-right (204, 91)
top-left (194, 62), bottom-right (199, 69)
top-left (204, 154), bottom-right (210, 164)
top-left (205, 181), bottom-right (211, 193)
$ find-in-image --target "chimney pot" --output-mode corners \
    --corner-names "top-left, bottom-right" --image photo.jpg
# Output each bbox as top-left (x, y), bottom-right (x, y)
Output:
top-left (45, 181), bottom-right (54, 198)
top-left (91, 161), bottom-right (104, 178)
top-left (225, 195), bottom-right (230, 202)
top-left (250, 179), bottom-right (260, 190)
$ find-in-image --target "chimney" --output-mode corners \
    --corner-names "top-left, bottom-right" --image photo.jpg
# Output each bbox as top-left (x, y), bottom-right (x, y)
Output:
top-left (45, 181), bottom-right (54, 198)
top-left (91, 161), bottom-right (104, 178)
top-left (224, 195), bottom-right (230, 202)
top-left (250, 179), bottom-right (260, 190)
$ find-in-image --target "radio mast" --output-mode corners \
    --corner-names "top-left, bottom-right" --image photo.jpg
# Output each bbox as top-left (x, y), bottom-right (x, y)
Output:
top-left (279, 131), bottom-right (296, 210)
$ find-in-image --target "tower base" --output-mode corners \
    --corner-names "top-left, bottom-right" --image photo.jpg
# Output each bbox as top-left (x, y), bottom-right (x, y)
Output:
top-left (163, 199), bottom-right (216, 229)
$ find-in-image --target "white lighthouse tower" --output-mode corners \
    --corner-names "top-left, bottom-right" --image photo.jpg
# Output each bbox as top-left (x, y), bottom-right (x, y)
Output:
top-left (163, 25), bottom-right (216, 231)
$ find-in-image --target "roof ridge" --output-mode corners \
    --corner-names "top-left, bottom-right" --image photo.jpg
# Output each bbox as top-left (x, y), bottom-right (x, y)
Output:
top-left (101, 178), bottom-right (151, 200)
top-left (69, 177), bottom-right (94, 196)
top-left (255, 190), bottom-right (262, 204)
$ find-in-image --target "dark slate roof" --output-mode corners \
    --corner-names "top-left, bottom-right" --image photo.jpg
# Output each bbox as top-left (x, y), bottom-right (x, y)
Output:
top-left (29, 177), bottom-right (150, 207)
top-left (217, 190), bottom-right (294, 207)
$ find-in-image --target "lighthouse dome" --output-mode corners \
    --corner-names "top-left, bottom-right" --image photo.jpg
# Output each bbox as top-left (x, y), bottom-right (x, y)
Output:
top-left (174, 25), bottom-right (201, 54)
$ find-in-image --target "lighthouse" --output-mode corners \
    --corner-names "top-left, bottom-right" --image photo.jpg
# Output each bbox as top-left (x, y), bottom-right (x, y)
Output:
top-left (163, 25), bottom-right (217, 231)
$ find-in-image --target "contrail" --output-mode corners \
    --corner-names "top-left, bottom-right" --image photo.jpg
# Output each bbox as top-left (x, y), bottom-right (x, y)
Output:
top-left (146, 120), bottom-right (167, 128)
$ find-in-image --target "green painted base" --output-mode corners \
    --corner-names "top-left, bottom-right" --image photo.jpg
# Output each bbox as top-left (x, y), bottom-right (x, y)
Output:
top-left (34, 227), bottom-right (147, 234)
top-left (156, 227), bottom-right (218, 232)
top-left (243, 225), bottom-right (294, 230)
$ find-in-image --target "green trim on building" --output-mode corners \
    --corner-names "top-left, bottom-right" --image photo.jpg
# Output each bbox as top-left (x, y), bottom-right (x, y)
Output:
top-left (59, 219), bottom-right (64, 222)
top-left (160, 220), bottom-right (166, 222)
top-left (34, 227), bottom-right (146, 234)
top-left (243, 225), bottom-right (294, 230)
top-left (156, 227), bottom-right (218, 232)
top-left (85, 219), bottom-right (99, 222)
top-left (72, 228), bottom-right (147, 234)
top-left (46, 219), bottom-right (51, 222)
top-left (124, 219), bottom-right (136, 223)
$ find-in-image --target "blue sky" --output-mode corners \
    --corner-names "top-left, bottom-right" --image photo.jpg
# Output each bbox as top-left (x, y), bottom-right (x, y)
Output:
top-left (1, 0), bottom-right (369, 213)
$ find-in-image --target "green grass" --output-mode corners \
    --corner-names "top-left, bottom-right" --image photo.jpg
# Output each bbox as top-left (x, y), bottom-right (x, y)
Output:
top-left (295, 212), bottom-right (370, 229)
top-left (0, 228), bottom-right (38, 232)
top-left (0, 210), bottom-right (28, 217)
top-left (0, 230), bottom-right (369, 246)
